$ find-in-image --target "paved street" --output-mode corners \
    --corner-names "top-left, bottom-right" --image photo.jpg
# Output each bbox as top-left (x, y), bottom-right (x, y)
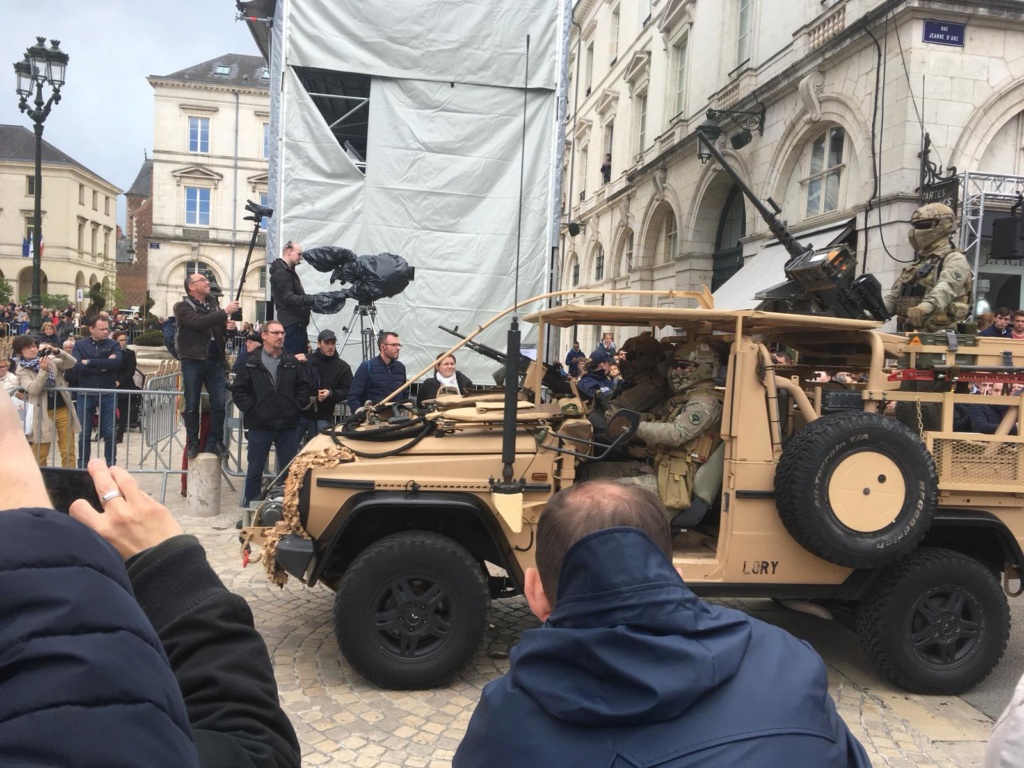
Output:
top-left (157, 488), bottom-right (1013, 768)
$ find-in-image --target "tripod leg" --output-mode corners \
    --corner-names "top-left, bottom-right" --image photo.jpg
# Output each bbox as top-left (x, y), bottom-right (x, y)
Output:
top-left (335, 305), bottom-right (362, 359)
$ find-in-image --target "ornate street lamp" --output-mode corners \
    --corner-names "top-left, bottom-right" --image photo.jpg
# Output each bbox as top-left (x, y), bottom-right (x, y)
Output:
top-left (13, 37), bottom-right (68, 331)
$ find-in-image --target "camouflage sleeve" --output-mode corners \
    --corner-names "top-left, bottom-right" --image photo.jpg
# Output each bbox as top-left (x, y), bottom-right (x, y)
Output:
top-left (883, 278), bottom-right (900, 315)
top-left (920, 251), bottom-right (970, 314)
top-left (637, 394), bottom-right (722, 448)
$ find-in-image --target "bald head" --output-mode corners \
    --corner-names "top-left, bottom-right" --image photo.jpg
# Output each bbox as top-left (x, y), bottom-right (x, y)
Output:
top-left (536, 481), bottom-right (672, 601)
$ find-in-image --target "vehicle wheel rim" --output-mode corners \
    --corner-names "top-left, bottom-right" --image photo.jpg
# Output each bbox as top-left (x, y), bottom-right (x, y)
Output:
top-left (370, 573), bottom-right (455, 661)
top-left (908, 585), bottom-right (983, 669)
top-left (827, 451), bottom-right (906, 533)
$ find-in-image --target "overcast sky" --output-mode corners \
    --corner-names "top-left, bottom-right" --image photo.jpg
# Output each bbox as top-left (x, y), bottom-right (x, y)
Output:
top-left (3, 0), bottom-right (259, 225)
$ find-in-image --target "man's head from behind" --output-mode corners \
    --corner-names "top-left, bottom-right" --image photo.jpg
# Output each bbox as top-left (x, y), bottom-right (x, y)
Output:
top-left (526, 481), bottom-right (672, 621)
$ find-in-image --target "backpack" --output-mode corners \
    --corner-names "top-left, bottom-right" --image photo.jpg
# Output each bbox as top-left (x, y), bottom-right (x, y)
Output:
top-left (163, 316), bottom-right (179, 359)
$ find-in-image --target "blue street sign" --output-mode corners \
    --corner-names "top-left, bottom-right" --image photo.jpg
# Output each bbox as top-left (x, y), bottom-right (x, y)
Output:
top-left (923, 19), bottom-right (965, 47)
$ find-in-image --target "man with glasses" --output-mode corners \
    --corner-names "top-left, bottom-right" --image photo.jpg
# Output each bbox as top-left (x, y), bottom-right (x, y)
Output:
top-left (231, 320), bottom-right (311, 506)
top-left (270, 240), bottom-right (316, 354)
top-left (174, 272), bottom-right (239, 459)
top-left (347, 331), bottom-right (408, 413)
top-left (883, 202), bottom-right (972, 332)
top-left (71, 316), bottom-right (122, 466)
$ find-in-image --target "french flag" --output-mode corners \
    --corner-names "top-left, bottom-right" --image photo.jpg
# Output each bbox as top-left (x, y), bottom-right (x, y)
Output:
top-left (21, 233), bottom-right (43, 258)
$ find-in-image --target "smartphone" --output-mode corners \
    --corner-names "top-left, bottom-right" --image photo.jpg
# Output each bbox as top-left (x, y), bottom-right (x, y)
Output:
top-left (41, 467), bottom-right (103, 515)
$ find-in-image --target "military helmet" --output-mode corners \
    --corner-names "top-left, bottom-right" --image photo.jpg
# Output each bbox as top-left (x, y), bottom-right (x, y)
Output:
top-left (668, 340), bottom-right (718, 392)
top-left (908, 202), bottom-right (958, 255)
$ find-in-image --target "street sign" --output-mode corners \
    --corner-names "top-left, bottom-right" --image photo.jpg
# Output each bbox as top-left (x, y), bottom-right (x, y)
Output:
top-left (923, 20), bottom-right (965, 47)
top-left (76, 288), bottom-right (84, 302)
top-left (921, 178), bottom-right (960, 214)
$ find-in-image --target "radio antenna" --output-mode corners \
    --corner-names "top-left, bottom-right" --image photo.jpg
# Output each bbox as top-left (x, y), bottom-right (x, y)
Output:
top-left (514, 34), bottom-right (530, 309)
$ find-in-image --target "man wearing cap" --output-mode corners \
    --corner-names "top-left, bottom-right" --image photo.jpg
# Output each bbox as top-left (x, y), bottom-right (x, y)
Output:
top-left (304, 329), bottom-right (353, 439)
top-left (232, 330), bottom-right (264, 377)
top-left (577, 348), bottom-right (616, 402)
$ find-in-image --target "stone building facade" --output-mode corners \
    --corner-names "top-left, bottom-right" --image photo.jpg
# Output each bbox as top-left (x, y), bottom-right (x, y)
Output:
top-left (145, 54), bottom-right (270, 320)
top-left (0, 124), bottom-right (120, 309)
top-left (561, 0), bottom-right (1024, 352)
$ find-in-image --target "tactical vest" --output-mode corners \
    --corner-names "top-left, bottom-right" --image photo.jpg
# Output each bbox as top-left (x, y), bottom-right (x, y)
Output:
top-left (895, 248), bottom-right (973, 332)
top-left (653, 383), bottom-right (724, 510)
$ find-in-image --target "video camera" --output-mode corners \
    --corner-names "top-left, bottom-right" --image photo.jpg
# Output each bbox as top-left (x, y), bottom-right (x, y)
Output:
top-left (244, 198), bottom-right (273, 223)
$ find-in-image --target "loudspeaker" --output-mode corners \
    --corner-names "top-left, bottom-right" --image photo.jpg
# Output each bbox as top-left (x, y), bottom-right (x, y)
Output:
top-left (991, 216), bottom-right (1024, 260)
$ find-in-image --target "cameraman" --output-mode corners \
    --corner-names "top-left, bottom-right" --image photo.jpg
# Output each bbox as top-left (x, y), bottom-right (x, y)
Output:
top-left (270, 240), bottom-right (315, 355)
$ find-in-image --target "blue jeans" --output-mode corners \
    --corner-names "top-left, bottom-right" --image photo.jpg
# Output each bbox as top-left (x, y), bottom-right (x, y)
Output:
top-left (76, 391), bottom-right (116, 467)
top-left (243, 427), bottom-right (300, 506)
top-left (181, 357), bottom-right (227, 447)
top-left (298, 416), bottom-right (329, 444)
top-left (283, 322), bottom-right (308, 355)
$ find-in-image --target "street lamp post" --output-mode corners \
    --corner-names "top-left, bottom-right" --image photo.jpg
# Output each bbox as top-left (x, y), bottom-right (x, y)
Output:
top-left (13, 37), bottom-right (68, 332)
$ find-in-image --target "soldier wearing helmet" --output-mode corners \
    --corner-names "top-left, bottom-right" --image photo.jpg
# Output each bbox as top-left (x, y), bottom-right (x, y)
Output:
top-left (883, 203), bottom-right (972, 332)
top-left (604, 340), bottom-right (725, 522)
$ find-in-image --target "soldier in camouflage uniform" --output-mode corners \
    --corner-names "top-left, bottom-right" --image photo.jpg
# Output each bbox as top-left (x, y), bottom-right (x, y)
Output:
top-left (883, 202), bottom-right (972, 332)
top-left (606, 341), bottom-right (724, 522)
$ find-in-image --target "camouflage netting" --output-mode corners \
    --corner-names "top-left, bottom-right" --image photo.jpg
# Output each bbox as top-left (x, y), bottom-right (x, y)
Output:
top-left (255, 445), bottom-right (356, 586)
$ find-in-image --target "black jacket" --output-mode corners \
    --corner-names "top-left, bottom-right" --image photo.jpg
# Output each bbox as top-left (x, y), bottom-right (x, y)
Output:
top-left (71, 336), bottom-right (122, 389)
top-left (308, 348), bottom-right (353, 420)
top-left (127, 534), bottom-right (301, 768)
top-left (269, 258), bottom-right (314, 328)
top-left (116, 346), bottom-right (139, 388)
top-left (417, 370), bottom-right (474, 407)
top-left (231, 349), bottom-right (312, 430)
top-left (174, 296), bottom-right (230, 361)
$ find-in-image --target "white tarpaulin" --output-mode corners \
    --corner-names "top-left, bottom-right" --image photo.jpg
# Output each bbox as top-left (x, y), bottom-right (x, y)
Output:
top-left (264, 0), bottom-right (570, 382)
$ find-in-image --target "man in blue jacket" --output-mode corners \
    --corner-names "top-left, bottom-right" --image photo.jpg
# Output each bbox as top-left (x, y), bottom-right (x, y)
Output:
top-left (454, 481), bottom-right (871, 768)
top-left (72, 314), bottom-right (122, 466)
top-left (347, 330), bottom-right (407, 412)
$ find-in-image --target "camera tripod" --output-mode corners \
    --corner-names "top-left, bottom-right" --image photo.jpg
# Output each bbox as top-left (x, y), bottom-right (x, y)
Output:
top-left (337, 302), bottom-right (384, 362)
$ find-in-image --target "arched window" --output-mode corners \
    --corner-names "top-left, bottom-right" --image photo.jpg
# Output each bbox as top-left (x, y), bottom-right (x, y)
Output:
top-left (621, 231), bottom-right (634, 274)
top-left (713, 185), bottom-right (746, 290)
top-left (594, 245), bottom-right (605, 281)
top-left (570, 255), bottom-right (580, 287)
top-left (664, 213), bottom-right (678, 262)
top-left (803, 127), bottom-right (845, 218)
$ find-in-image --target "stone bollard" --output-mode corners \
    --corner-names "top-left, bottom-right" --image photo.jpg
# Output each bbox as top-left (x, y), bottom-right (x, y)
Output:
top-left (187, 453), bottom-right (221, 518)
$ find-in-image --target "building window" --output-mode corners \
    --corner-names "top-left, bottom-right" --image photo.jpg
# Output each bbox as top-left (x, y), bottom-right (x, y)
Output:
top-left (92, 190), bottom-right (98, 211)
top-left (636, 93), bottom-right (648, 156)
top-left (639, 0), bottom-right (652, 26)
top-left (571, 256), bottom-right (580, 287)
top-left (185, 186), bottom-right (211, 226)
top-left (78, 184), bottom-right (85, 205)
top-left (594, 245), bottom-right (605, 281)
top-left (104, 196), bottom-right (111, 216)
top-left (77, 219), bottom-right (85, 252)
top-left (803, 127), bottom-right (845, 218)
top-left (585, 42), bottom-right (594, 95)
top-left (103, 228), bottom-right (111, 258)
top-left (737, 0), bottom-right (752, 66)
top-left (579, 147), bottom-right (588, 198)
top-left (622, 231), bottom-right (634, 274)
top-left (610, 7), bottom-right (620, 63)
top-left (259, 192), bottom-right (270, 230)
top-left (25, 176), bottom-right (34, 196)
top-left (24, 216), bottom-right (36, 241)
top-left (664, 214), bottom-right (679, 262)
top-left (259, 265), bottom-right (268, 290)
top-left (214, 65), bottom-right (231, 76)
top-left (262, 122), bottom-right (270, 159)
top-left (91, 225), bottom-right (98, 256)
top-left (188, 116), bottom-right (210, 153)
top-left (673, 40), bottom-right (688, 116)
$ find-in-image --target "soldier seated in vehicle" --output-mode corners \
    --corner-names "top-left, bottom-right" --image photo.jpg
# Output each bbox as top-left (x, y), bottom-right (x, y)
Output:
top-left (582, 340), bottom-right (726, 528)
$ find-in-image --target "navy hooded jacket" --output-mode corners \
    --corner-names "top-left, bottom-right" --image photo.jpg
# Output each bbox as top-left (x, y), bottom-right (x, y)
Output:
top-left (0, 508), bottom-right (200, 767)
top-left (455, 528), bottom-right (871, 768)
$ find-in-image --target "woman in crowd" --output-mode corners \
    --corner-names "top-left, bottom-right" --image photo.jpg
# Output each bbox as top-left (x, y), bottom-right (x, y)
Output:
top-left (417, 352), bottom-right (474, 407)
top-left (0, 358), bottom-right (17, 394)
top-left (37, 321), bottom-right (60, 347)
top-left (11, 334), bottom-right (80, 466)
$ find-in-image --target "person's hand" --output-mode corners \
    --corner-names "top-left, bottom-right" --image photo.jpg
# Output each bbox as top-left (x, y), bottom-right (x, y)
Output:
top-left (294, 353), bottom-right (307, 363)
top-left (39, 354), bottom-right (50, 371)
top-left (70, 459), bottom-right (184, 560)
top-left (607, 410), bottom-right (633, 439)
top-left (226, 319), bottom-right (237, 332)
top-left (0, 388), bottom-right (51, 510)
top-left (224, 300), bottom-right (240, 315)
top-left (318, 388), bottom-right (329, 402)
top-left (107, 353), bottom-right (116, 359)
top-left (906, 304), bottom-right (929, 329)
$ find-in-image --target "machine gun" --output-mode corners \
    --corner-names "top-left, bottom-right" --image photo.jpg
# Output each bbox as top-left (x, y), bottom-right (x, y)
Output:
top-left (695, 122), bottom-right (890, 322)
top-left (439, 325), bottom-right (573, 396)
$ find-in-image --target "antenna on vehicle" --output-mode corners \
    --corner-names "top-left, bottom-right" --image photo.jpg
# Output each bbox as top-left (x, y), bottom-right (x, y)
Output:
top-left (490, 34), bottom-right (531, 529)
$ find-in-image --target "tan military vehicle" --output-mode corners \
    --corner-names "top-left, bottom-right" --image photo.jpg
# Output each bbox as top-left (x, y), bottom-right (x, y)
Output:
top-left (244, 291), bottom-right (1024, 696)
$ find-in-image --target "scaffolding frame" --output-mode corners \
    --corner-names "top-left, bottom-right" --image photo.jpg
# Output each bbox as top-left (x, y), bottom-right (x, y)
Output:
top-left (958, 171), bottom-right (1024, 311)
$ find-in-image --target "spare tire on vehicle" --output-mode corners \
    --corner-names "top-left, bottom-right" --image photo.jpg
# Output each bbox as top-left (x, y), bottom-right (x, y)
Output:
top-left (774, 410), bottom-right (938, 568)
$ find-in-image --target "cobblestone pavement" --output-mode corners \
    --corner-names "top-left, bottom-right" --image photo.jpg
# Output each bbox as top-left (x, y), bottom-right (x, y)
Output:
top-left (159, 498), bottom-right (997, 768)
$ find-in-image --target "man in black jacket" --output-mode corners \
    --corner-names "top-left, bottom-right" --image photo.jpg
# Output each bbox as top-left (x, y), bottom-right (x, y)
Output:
top-left (231, 320), bottom-right (311, 506)
top-left (174, 274), bottom-right (239, 459)
top-left (270, 240), bottom-right (315, 355)
top-left (303, 328), bottom-right (353, 440)
top-left (71, 315), bottom-right (122, 467)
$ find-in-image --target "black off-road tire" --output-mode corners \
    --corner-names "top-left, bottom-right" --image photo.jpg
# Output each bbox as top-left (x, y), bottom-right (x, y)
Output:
top-left (774, 410), bottom-right (937, 568)
top-left (334, 531), bottom-right (489, 690)
top-left (856, 548), bottom-right (1009, 694)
